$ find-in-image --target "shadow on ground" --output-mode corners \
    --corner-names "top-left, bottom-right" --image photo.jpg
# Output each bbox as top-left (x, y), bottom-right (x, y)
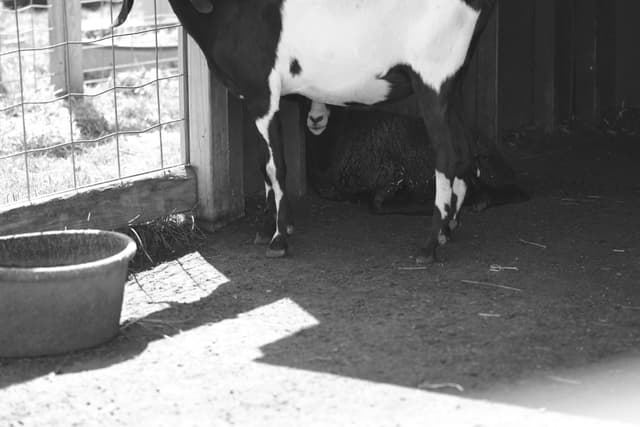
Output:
top-left (1, 131), bottom-right (640, 423)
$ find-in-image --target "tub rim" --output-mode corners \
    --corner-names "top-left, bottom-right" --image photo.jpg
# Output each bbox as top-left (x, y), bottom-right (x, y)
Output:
top-left (0, 229), bottom-right (137, 281)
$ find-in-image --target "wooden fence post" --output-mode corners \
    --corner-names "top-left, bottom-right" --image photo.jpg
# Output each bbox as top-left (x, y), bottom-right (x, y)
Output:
top-left (185, 33), bottom-right (245, 229)
top-left (281, 98), bottom-right (306, 197)
top-left (0, 32), bottom-right (4, 93)
top-left (49, 0), bottom-right (83, 96)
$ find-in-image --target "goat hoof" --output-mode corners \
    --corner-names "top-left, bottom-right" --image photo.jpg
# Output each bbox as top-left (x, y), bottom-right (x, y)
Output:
top-left (415, 251), bottom-right (440, 264)
top-left (266, 234), bottom-right (288, 258)
top-left (416, 239), bottom-right (441, 264)
top-left (415, 254), bottom-right (435, 264)
top-left (266, 248), bottom-right (287, 258)
top-left (438, 230), bottom-right (450, 246)
top-left (254, 232), bottom-right (271, 245)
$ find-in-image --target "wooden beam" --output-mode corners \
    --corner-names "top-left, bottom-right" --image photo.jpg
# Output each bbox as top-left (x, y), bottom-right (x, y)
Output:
top-left (185, 35), bottom-right (244, 230)
top-left (594, 0), bottom-right (616, 115)
top-left (533, 0), bottom-right (558, 132)
top-left (49, 0), bottom-right (83, 96)
top-left (280, 98), bottom-right (306, 197)
top-left (595, 0), bottom-right (616, 116)
top-left (614, 1), bottom-right (640, 106)
top-left (498, 0), bottom-right (536, 131)
top-left (0, 166), bottom-right (197, 236)
top-left (461, 43), bottom-right (480, 132)
top-left (475, 2), bottom-right (500, 143)
top-left (554, 0), bottom-right (574, 122)
top-left (573, 0), bottom-right (598, 123)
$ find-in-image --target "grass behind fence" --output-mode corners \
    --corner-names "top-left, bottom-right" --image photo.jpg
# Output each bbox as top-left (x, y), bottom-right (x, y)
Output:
top-left (0, 3), bottom-right (183, 206)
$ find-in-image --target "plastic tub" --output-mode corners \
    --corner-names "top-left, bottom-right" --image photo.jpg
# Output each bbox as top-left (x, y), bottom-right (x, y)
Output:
top-left (0, 230), bottom-right (137, 357)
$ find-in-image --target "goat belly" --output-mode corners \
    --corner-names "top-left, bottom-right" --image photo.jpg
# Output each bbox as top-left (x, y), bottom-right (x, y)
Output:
top-left (278, 0), bottom-right (480, 100)
top-left (281, 73), bottom-right (393, 106)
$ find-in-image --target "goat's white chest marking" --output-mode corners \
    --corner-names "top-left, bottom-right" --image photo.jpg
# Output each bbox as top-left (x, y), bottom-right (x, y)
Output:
top-left (274, 0), bottom-right (480, 105)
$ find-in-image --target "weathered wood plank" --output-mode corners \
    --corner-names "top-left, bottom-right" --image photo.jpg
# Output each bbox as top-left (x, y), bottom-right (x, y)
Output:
top-left (554, 0), bottom-right (574, 123)
top-left (49, 0), bottom-right (83, 95)
top-left (475, 3), bottom-right (499, 142)
top-left (614, 0), bottom-right (640, 107)
top-left (595, 0), bottom-right (616, 115)
top-left (281, 98), bottom-right (306, 197)
top-left (0, 166), bottom-right (197, 236)
top-left (533, 0), bottom-right (558, 132)
top-left (462, 44), bottom-right (479, 132)
top-left (186, 35), bottom-right (244, 230)
top-left (498, 0), bottom-right (535, 131)
top-left (573, 0), bottom-right (598, 123)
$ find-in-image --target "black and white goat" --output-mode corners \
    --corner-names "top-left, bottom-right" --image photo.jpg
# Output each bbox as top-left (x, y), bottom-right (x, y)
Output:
top-left (115, 0), bottom-right (496, 262)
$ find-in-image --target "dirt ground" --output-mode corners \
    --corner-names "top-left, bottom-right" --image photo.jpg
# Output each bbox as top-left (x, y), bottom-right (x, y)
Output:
top-left (1, 130), bottom-right (639, 426)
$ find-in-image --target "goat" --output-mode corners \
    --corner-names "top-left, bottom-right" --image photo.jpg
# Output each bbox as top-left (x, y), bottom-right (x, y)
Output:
top-left (115, 0), bottom-right (497, 263)
top-left (305, 104), bottom-right (529, 215)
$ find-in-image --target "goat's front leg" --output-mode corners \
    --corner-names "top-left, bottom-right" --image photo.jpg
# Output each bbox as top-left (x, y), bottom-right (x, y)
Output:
top-left (250, 77), bottom-right (293, 258)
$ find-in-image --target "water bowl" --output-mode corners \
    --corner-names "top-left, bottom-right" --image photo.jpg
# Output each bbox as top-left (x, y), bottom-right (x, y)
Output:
top-left (0, 230), bottom-right (137, 357)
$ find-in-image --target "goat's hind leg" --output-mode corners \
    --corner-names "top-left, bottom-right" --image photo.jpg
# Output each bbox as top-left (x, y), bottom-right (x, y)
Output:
top-left (412, 79), bottom-right (471, 263)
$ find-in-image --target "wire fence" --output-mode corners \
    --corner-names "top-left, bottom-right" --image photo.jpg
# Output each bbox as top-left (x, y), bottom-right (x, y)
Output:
top-left (0, 0), bottom-right (186, 207)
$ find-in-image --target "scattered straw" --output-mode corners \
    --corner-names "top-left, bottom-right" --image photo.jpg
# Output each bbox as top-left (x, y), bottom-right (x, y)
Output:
top-left (478, 313), bottom-right (501, 318)
top-left (461, 280), bottom-right (523, 293)
top-left (546, 376), bottom-right (582, 385)
top-left (489, 264), bottom-right (519, 272)
top-left (519, 238), bottom-right (548, 249)
top-left (119, 209), bottom-right (205, 271)
top-left (616, 304), bottom-right (640, 311)
top-left (418, 382), bottom-right (465, 393)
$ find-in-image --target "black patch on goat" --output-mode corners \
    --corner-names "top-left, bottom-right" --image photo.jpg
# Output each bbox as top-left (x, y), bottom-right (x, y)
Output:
top-left (150, 0), bottom-right (284, 114)
top-left (377, 64), bottom-right (414, 102)
top-left (289, 59), bottom-right (302, 76)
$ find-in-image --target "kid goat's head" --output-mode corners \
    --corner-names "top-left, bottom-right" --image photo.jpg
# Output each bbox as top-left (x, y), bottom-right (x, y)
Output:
top-left (306, 102), bottom-right (331, 136)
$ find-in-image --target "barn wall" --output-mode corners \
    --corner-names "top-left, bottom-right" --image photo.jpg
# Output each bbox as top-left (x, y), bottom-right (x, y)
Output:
top-left (497, 0), bottom-right (640, 132)
top-left (497, 0), bottom-right (535, 132)
top-left (615, 0), bottom-right (640, 107)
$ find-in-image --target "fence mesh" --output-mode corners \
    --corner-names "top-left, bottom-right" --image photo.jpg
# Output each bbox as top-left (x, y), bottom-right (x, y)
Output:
top-left (0, 0), bottom-right (185, 207)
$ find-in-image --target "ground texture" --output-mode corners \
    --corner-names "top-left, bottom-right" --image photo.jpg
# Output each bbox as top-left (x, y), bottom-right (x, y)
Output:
top-left (1, 131), bottom-right (639, 426)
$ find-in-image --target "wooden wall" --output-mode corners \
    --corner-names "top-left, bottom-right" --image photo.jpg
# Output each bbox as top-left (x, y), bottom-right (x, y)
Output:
top-left (497, 0), bottom-right (640, 133)
top-left (615, 0), bottom-right (640, 107)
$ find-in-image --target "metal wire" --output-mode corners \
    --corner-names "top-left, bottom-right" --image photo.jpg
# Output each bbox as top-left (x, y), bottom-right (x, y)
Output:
top-left (13, 0), bottom-right (32, 200)
top-left (0, 118), bottom-right (184, 161)
top-left (0, 23), bottom-right (181, 57)
top-left (0, 73), bottom-right (182, 113)
top-left (153, 0), bottom-right (165, 169)
top-left (61, 0), bottom-right (79, 189)
top-left (0, 163), bottom-right (186, 210)
top-left (108, 1), bottom-right (122, 178)
top-left (0, 0), bottom-right (186, 206)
